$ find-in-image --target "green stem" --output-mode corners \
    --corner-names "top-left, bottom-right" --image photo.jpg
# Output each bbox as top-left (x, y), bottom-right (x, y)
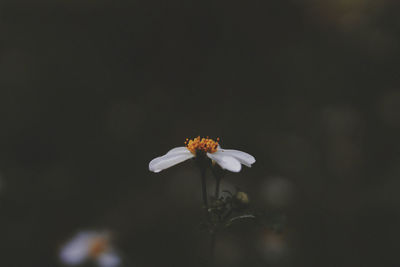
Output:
top-left (200, 167), bottom-right (208, 208)
top-left (215, 177), bottom-right (221, 199)
top-left (210, 172), bottom-right (222, 266)
top-left (210, 231), bottom-right (216, 267)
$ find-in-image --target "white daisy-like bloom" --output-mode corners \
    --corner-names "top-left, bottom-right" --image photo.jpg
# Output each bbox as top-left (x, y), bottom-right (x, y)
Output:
top-left (149, 136), bottom-right (255, 173)
top-left (59, 231), bottom-right (120, 267)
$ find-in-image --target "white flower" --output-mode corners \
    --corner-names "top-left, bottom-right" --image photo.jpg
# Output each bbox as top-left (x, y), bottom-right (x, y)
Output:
top-left (149, 136), bottom-right (255, 173)
top-left (59, 231), bottom-right (120, 267)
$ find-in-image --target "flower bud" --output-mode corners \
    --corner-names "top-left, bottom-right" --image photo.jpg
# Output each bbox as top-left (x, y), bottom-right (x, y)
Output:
top-left (235, 192), bottom-right (249, 204)
top-left (233, 191), bottom-right (250, 211)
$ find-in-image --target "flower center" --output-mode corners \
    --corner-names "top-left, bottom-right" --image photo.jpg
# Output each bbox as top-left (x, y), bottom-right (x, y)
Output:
top-left (88, 237), bottom-right (108, 259)
top-left (185, 136), bottom-right (219, 154)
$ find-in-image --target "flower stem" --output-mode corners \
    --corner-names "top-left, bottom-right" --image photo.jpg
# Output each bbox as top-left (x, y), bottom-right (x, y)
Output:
top-left (210, 172), bottom-right (222, 266)
top-left (210, 231), bottom-right (216, 266)
top-left (215, 176), bottom-right (221, 199)
top-left (200, 167), bottom-right (208, 208)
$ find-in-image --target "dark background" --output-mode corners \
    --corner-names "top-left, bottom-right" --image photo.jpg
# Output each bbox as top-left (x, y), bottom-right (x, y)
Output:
top-left (1, 0), bottom-right (399, 266)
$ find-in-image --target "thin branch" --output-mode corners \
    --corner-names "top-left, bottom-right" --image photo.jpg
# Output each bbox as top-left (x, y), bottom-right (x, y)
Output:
top-left (226, 214), bottom-right (256, 225)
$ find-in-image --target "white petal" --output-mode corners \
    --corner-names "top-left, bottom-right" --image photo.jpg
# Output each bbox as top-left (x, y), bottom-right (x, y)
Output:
top-left (59, 232), bottom-right (94, 265)
top-left (218, 149), bottom-right (255, 167)
top-left (97, 251), bottom-right (121, 267)
top-left (149, 152), bottom-right (194, 173)
top-left (207, 152), bottom-right (241, 172)
top-left (166, 146), bottom-right (190, 155)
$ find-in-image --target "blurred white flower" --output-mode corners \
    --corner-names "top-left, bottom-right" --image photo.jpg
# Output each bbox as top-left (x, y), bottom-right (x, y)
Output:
top-left (59, 231), bottom-right (120, 267)
top-left (257, 230), bottom-right (288, 263)
top-left (149, 136), bottom-right (255, 173)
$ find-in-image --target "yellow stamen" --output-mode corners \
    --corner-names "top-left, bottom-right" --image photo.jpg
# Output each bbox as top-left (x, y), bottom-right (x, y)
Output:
top-left (88, 237), bottom-right (108, 259)
top-left (185, 136), bottom-right (219, 154)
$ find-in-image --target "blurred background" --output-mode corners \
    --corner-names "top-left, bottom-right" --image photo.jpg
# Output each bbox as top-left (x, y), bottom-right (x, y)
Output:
top-left (1, 0), bottom-right (399, 266)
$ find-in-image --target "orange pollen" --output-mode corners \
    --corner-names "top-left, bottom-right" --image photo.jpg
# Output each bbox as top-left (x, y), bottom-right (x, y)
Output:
top-left (88, 237), bottom-right (108, 259)
top-left (185, 136), bottom-right (219, 154)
